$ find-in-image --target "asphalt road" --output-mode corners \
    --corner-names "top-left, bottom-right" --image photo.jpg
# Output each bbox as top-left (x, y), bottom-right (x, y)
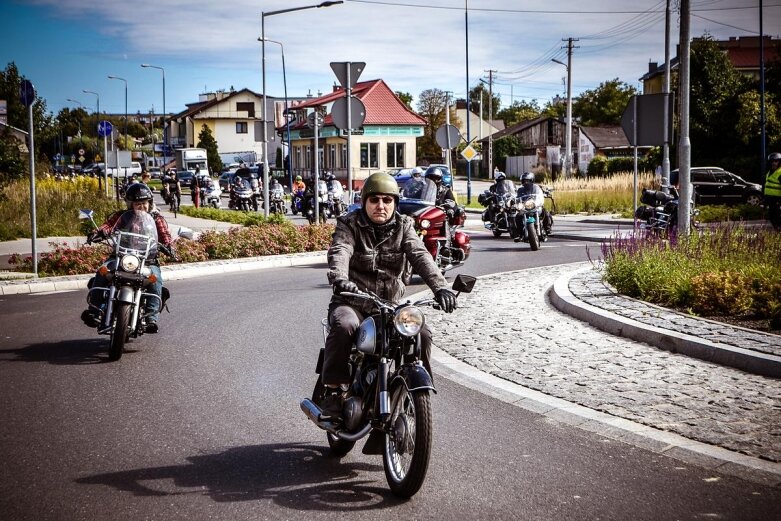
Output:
top-left (1, 232), bottom-right (779, 520)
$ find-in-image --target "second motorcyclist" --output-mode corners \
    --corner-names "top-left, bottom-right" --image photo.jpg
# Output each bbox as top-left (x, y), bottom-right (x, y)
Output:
top-left (320, 172), bottom-right (458, 421)
top-left (512, 172), bottom-right (553, 241)
top-left (81, 183), bottom-right (174, 333)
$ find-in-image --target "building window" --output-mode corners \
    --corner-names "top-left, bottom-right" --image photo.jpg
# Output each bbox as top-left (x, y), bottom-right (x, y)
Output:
top-left (236, 122), bottom-right (248, 134)
top-left (340, 144), bottom-right (346, 168)
top-left (360, 143), bottom-right (379, 168)
top-left (306, 145), bottom-right (311, 170)
top-left (387, 143), bottom-right (405, 168)
top-left (295, 146), bottom-right (302, 170)
top-left (236, 102), bottom-right (255, 118)
top-left (329, 144), bottom-right (336, 169)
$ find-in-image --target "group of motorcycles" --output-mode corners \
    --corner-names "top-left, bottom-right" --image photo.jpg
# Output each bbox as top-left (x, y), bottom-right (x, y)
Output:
top-left (291, 179), bottom-right (348, 224)
top-left (478, 180), bottom-right (555, 251)
top-left (634, 185), bottom-right (700, 236)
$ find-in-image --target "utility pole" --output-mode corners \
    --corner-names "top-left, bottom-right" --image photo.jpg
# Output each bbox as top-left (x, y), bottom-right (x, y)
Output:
top-left (678, 0), bottom-right (692, 236)
top-left (444, 91), bottom-right (452, 174)
top-left (662, 0), bottom-right (672, 192)
top-left (563, 37), bottom-right (578, 178)
top-left (485, 69), bottom-right (496, 178)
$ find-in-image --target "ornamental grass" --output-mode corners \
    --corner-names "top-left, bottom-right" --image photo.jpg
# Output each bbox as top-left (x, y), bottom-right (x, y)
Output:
top-left (599, 223), bottom-right (781, 327)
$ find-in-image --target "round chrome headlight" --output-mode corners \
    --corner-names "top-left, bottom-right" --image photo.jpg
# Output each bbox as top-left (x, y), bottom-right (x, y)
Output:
top-left (120, 254), bottom-right (140, 272)
top-left (524, 199), bottom-right (537, 210)
top-left (394, 306), bottom-right (425, 337)
top-left (419, 219), bottom-right (431, 230)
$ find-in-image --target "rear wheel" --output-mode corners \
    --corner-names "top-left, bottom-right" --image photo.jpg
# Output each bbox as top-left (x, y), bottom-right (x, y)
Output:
top-left (311, 377), bottom-right (355, 456)
top-left (492, 229), bottom-right (503, 238)
top-left (108, 302), bottom-right (131, 361)
top-left (745, 192), bottom-right (762, 206)
top-left (383, 384), bottom-right (432, 498)
top-left (527, 222), bottom-right (540, 251)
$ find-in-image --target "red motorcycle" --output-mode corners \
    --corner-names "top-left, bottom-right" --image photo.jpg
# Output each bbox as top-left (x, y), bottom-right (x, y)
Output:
top-left (398, 178), bottom-right (471, 282)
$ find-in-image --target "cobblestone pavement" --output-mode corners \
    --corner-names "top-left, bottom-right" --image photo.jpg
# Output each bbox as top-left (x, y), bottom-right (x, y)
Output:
top-left (427, 262), bottom-right (781, 463)
top-left (572, 268), bottom-right (781, 358)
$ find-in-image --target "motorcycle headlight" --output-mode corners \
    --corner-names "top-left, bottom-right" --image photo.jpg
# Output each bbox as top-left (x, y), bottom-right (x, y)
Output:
top-left (524, 199), bottom-right (537, 210)
top-left (120, 254), bottom-right (140, 272)
top-left (419, 219), bottom-right (431, 230)
top-left (394, 306), bottom-right (425, 337)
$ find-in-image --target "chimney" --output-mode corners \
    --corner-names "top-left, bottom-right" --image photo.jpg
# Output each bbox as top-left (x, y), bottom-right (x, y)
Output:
top-left (648, 61), bottom-right (658, 74)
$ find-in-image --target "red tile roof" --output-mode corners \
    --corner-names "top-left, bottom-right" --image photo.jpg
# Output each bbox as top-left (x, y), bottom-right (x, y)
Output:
top-left (292, 79), bottom-right (426, 129)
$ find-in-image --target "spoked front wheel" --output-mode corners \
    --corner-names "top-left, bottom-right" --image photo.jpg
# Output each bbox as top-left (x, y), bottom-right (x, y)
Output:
top-left (108, 302), bottom-right (131, 361)
top-left (383, 385), bottom-right (432, 498)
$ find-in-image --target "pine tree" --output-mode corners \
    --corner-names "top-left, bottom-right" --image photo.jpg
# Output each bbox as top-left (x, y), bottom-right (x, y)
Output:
top-left (196, 124), bottom-right (223, 174)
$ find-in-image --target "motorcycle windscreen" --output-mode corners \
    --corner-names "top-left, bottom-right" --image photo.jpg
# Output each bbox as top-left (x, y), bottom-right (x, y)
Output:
top-left (112, 210), bottom-right (158, 257)
top-left (494, 180), bottom-right (516, 196)
top-left (401, 178), bottom-right (438, 204)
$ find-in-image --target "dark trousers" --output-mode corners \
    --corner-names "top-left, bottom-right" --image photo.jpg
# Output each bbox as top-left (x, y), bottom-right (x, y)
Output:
top-left (322, 302), bottom-right (433, 386)
top-left (767, 195), bottom-right (781, 228)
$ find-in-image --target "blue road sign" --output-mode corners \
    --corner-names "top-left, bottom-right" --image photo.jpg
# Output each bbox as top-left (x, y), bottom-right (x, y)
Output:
top-left (19, 80), bottom-right (36, 107)
top-left (97, 120), bottom-right (113, 137)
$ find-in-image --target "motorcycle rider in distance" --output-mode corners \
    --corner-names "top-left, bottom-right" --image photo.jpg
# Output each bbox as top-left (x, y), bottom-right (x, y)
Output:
top-left (320, 172), bottom-right (458, 421)
top-left (485, 170), bottom-right (515, 224)
top-left (293, 175), bottom-right (306, 193)
top-left (81, 183), bottom-right (173, 333)
top-left (426, 167), bottom-right (463, 224)
top-left (164, 170), bottom-right (181, 210)
top-left (411, 166), bottom-right (424, 180)
top-left (513, 172), bottom-right (553, 242)
top-left (230, 173), bottom-right (248, 208)
top-left (764, 152), bottom-right (781, 229)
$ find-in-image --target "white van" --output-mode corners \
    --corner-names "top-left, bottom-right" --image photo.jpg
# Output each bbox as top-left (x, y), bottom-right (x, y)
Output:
top-left (106, 161), bottom-right (143, 178)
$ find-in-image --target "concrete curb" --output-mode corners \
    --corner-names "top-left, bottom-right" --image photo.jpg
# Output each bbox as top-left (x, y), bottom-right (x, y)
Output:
top-left (405, 281), bottom-right (781, 487)
top-left (549, 266), bottom-right (781, 378)
top-left (0, 251), bottom-right (327, 295)
top-left (430, 344), bottom-right (781, 487)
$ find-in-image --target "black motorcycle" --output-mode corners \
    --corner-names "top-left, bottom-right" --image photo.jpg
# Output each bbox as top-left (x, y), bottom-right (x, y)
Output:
top-left (301, 274), bottom-right (476, 498)
top-left (479, 189), bottom-right (515, 237)
top-left (634, 185), bottom-right (699, 236)
top-left (80, 209), bottom-right (174, 361)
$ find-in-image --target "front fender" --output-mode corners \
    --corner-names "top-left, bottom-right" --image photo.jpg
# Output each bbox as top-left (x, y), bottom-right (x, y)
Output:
top-left (116, 286), bottom-right (136, 304)
top-left (393, 364), bottom-right (436, 393)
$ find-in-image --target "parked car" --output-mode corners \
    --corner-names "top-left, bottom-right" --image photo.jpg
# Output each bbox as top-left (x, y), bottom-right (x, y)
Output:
top-left (670, 167), bottom-right (763, 206)
top-left (176, 170), bottom-right (195, 186)
top-left (147, 167), bottom-right (162, 180)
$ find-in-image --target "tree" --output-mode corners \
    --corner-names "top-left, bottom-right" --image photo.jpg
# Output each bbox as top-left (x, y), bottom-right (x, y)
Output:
top-left (572, 78), bottom-right (637, 126)
top-left (416, 88), bottom-right (449, 159)
top-left (686, 35), bottom-right (751, 167)
top-left (469, 83), bottom-right (501, 120)
top-left (395, 91), bottom-right (413, 109)
top-left (497, 100), bottom-right (542, 127)
top-left (0, 62), bottom-right (54, 181)
top-left (196, 124), bottom-right (223, 174)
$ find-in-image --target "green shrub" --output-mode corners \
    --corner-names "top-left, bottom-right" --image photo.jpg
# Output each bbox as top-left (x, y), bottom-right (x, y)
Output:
top-left (689, 271), bottom-right (752, 315)
top-left (601, 224), bottom-right (781, 320)
top-left (587, 156), bottom-right (608, 177)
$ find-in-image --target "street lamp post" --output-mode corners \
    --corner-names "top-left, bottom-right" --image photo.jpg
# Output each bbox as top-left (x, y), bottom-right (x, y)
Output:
top-left (262, 1), bottom-right (343, 217)
top-left (141, 64), bottom-right (166, 167)
top-left (107, 76), bottom-right (127, 150)
top-left (66, 98), bottom-right (85, 159)
top-left (83, 89), bottom-right (108, 194)
top-left (551, 57), bottom-right (572, 178)
top-left (260, 37), bottom-right (293, 190)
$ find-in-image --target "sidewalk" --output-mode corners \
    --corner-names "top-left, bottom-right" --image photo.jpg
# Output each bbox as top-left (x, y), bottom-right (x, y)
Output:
top-left (2, 214), bottom-right (779, 484)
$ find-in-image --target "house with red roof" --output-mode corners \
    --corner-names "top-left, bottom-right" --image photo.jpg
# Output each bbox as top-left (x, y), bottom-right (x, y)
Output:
top-left (286, 79), bottom-right (426, 188)
top-left (641, 36), bottom-right (779, 94)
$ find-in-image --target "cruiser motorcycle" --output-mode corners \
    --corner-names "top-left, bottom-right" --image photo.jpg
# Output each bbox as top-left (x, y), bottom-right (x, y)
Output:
top-left (269, 183), bottom-right (286, 214)
top-left (80, 209), bottom-right (175, 361)
top-left (301, 274), bottom-right (476, 498)
top-left (398, 178), bottom-right (471, 282)
top-left (634, 185), bottom-right (699, 237)
top-left (479, 186), bottom-right (515, 238)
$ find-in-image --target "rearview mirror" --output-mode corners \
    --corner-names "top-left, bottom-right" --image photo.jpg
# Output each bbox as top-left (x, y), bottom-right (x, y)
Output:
top-left (452, 274), bottom-right (476, 294)
top-left (177, 226), bottom-right (194, 240)
top-left (78, 209), bottom-right (94, 220)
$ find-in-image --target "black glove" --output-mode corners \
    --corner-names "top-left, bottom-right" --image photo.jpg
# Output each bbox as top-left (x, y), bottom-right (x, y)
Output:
top-left (333, 279), bottom-right (360, 295)
top-left (86, 230), bottom-right (104, 244)
top-left (434, 288), bottom-right (457, 313)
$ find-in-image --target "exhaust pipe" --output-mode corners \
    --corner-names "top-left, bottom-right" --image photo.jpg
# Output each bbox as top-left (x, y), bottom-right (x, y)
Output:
top-left (300, 399), bottom-right (373, 441)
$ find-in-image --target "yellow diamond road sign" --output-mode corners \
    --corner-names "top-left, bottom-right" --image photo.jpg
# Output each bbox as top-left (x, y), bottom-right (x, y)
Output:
top-left (461, 145), bottom-right (478, 161)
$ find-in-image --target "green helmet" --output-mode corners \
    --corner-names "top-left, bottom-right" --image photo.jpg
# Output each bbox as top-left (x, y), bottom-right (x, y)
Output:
top-left (361, 172), bottom-right (399, 206)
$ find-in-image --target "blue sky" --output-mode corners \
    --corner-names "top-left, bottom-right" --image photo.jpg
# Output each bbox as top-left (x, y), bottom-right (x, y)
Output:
top-left (2, 0), bottom-right (779, 120)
